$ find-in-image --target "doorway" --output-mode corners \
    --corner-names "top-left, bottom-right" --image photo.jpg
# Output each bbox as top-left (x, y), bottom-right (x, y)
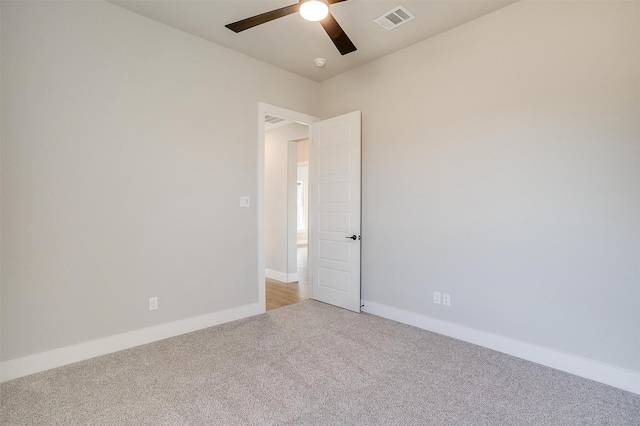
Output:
top-left (258, 103), bottom-right (318, 311)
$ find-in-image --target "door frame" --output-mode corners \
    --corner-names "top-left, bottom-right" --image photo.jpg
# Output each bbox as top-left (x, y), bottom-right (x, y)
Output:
top-left (257, 102), bottom-right (319, 312)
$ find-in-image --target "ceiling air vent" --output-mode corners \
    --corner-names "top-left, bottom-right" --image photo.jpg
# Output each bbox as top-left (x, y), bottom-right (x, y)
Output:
top-left (374, 6), bottom-right (415, 31)
top-left (265, 114), bottom-right (286, 125)
top-left (264, 114), bottom-right (286, 124)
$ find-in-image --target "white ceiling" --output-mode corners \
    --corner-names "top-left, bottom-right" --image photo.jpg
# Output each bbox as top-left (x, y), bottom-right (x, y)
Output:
top-left (108, 0), bottom-right (516, 82)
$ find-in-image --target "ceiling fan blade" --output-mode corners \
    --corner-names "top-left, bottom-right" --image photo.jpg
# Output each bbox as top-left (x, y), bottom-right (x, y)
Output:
top-left (319, 13), bottom-right (357, 55)
top-left (225, 3), bottom-right (299, 33)
top-left (328, 0), bottom-right (349, 3)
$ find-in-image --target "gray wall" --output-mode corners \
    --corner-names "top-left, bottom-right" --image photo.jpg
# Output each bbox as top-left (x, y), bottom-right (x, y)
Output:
top-left (319, 0), bottom-right (640, 371)
top-left (2, 0), bottom-right (638, 377)
top-left (0, 1), bottom-right (317, 361)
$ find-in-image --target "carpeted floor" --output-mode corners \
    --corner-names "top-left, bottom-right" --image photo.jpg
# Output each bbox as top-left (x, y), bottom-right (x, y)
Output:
top-left (1, 300), bottom-right (639, 425)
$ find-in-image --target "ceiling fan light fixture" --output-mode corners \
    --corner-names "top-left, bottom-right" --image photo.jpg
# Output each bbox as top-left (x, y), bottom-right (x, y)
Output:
top-left (299, 0), bottom-right (329, 22)
top-left (225, 0), bottom-right (356, 56)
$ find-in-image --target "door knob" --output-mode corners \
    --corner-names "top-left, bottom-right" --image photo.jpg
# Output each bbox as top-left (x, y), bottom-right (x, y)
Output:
top-left (346, 235), bottom-right (357, 240)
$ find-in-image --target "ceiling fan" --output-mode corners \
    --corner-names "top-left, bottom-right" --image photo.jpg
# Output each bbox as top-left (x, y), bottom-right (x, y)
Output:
top-left (225, 0), bottom-right (357, 56)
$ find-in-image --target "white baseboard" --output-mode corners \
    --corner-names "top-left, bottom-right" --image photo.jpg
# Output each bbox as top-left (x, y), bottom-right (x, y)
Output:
top-left (0, 302), bottom-right (264, 383)
top-left (361, 300), bottom-right (640, 395)
top-left (265, 269), bottom-right (298, 283)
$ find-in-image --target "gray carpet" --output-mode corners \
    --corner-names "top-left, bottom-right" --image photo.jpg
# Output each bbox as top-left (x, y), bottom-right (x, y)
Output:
top-left (1, 300), bottom-right (639, 425)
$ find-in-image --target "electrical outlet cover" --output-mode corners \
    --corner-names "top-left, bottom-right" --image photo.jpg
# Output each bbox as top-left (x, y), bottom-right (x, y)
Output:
top-left (443, 293), bottom-right (451, 306)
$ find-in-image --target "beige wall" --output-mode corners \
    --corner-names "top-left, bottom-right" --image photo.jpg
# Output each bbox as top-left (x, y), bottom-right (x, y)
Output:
top-left (0, 0), bottom-right (318, 361)
top-left (297, 140), bottom-right (309, 163)
top-left (319, 0), bottom-right (640, 371)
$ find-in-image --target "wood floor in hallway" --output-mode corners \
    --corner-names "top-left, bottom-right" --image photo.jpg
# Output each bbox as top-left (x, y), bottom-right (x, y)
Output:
top-left (266, 245), bottom-right (311, 311)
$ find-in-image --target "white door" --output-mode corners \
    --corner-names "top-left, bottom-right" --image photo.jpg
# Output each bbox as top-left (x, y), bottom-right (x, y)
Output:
top-left (309, 111), bottom-right (361, 312)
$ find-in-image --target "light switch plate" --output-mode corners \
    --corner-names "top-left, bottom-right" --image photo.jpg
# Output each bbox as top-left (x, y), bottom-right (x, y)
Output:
top-left (240, 196), bottom-right (250, 207)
